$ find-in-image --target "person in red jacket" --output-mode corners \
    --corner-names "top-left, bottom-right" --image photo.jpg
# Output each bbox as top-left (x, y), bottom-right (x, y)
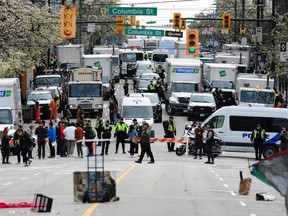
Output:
top-left (75, 122), bottom-right (84, 158)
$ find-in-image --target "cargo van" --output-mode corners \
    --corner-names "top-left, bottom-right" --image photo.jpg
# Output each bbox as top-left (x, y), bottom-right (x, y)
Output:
top-left (119, 96), bottom-right (155, 137)
top-left (201, 106), bottom-right (288, 158)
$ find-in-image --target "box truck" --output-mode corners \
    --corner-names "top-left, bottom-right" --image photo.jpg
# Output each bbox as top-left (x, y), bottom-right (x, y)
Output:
top-left (56, 44), bottom-right (84, 67)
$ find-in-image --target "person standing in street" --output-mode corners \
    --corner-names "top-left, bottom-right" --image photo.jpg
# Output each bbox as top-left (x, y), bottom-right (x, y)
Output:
top-left (1, 127), bottom-right (11, 164)
top-left (63, 104), bottom-right (73, 124)
top-left (75, 122), bottom-right (84, 158)
top-left (101, 120), bottom-right (112, 155)
top-left (166, 116), bottom-right (176, 152)
top-left (48, 122), bottom-right (56, 158)
top-left (59, 122), bottom-right (67, 157)
top-left (27, 125), bottom-right (35, 159)
top-left (64, 122), bottom-right (77, 157)
top-left (84, 121), bottom-right (96, 155)
top-left (194, 123), bottom-right (204, 159)
top-left (128, 125), bottom-right (138, 157)
top-left (123, 79), bottom-right (129, 96)
top-left (14, 124), bottom-right (23, 164)
top-left (279, 127), bottom-right (288, 151)
top-left (250, 124), bottom-right (266, 160)
top-left (147, 80), bottom-right (155, 92)
top-left (17, 129), bottom-right (33, 167)
top-left (204, 125), bottom-right (215, 164)
top-left (35, 121), bottom-right (48, 159)
top-left (35, 101), bottom-right (41, 124)
top-left (135, 122), bottom-right (155, 164)
top-left (114, 117), bottom-right (128, 154)
top-left (49, 95), bottom-right (59, 123)
top-left (94, 114), bottom-right (103, 146)
top-left (133, 119), bottom-right (140, 154)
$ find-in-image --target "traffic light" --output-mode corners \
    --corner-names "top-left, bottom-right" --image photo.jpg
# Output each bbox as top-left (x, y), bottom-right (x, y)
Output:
top-left (240, 24), bottom-right (247, 34)
top-left (115, 16), bottom-right (125, 34)
top-left (222, 12), bottom-right (231, 30)
top-left (173, 13), bottom-right (181, 29)
top-left (136, 20), bottom-right (140, 29)
top-left (186, 29), bottom-right (199, 56)
top-left (60, 5), bottom-right (77, 39)
top-left (180, 19), bottom-right (186, 30)
top-left (130, 16), bottom-right (136, 27)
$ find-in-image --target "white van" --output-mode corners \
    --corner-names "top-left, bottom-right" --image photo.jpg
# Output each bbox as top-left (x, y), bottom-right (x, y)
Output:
top-left (119, 96), bottom-right (155, 137)
top-left (202, 106), bottom-right (288, 158)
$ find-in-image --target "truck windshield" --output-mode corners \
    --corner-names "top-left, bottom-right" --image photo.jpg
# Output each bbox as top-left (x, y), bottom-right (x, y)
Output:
top-left (240, 91), bottom-right (274, 104)
top-left (0, 109), bottom-right (13, 124)
top-left (69, 84), bottom-right (102, 97)
top-left (152, 54), bottom-right (168, 62)
top-left (212, 80), bottom-right (235, 89)
top-left (35, 77), bottom-right (61, 88)
top-left (123, 53), bottom-right (136, 62)
top-left (172, 83), bottom-right (198, 92)
top-left (122, 106), bottom-right (153, 118)
top-left (111, 57), bottom-right (119, 66)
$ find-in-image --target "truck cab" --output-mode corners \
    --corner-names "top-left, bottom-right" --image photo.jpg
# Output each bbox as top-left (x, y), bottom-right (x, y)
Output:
top-left (34, 74), bottom-right (62, 97)
top-left (151, 49), bottom-right (169, 71)
top-left (119, 50), bottom-right (144, 78)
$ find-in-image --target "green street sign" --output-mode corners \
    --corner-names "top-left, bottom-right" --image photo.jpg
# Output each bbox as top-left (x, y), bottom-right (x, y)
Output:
top-left (124, 28), bottom-right (164, 37)
top-left (146, 21), bottom-right (156, 24)
top-left (108, 7), bottom-right (157, 16)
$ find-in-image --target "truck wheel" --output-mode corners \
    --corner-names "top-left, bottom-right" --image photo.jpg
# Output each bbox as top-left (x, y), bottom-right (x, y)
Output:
top-left (166, 103), bottom-right (175, 115)
top-left (262, 145), bottom-right (278, 158)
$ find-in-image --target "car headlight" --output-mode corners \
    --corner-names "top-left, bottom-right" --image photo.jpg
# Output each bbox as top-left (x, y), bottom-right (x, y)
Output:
top-left (169, 97), bottom-right (178, 104)
top-left (96, 104), bottom-right (103, 108)
top-left (113, 70), bottom-right (118, 73)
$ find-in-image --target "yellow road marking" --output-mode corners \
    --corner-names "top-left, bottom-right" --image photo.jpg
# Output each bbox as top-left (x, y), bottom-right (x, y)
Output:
top-left (82, 163), bottom-right (138, 216)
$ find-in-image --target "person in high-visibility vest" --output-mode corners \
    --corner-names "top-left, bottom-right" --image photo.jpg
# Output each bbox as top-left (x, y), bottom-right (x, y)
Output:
top-left (49, 95), bottom-right (59, 123)
top-left (94, 114), bottom-right (103, 146)
top-left (101, 120), bottom-right (112, 155)
top-left (147, 80), bottom-right (155, 92)
top-left (166, 116), bottom-right (176, 152)
top-left (114, 117), bottom-right (128, 154)
top-left (156, 65), bottom-right (165, 81)
top-left (123, 79), bottom-right (129, 96)
top-left (250, 124), bottom-right (266, 160)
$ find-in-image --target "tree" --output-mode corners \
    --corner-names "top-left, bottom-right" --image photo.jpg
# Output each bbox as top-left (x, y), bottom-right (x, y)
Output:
top-left (0, 0), bottom-right (62, 77)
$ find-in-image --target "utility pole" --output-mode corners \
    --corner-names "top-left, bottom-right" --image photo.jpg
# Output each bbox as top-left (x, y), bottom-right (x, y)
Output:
top-left (234, 0), bottom-right (237, 42)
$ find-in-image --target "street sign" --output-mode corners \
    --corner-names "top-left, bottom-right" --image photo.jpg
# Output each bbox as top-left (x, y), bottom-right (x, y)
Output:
top-left (87, 23), bottom-right (95, 32)
top-left (165, 30), bottom-right (183, 38)
top-left (146, 21), bottom-right (156, 24)
top-left (280, 42), bottom-right (288, 62)
top-left (124, 28), bottom-right (164, 37)
top-left (108, 7), bottom-right (157, 16)
top-left (252, 27), bottom-right (262, 43)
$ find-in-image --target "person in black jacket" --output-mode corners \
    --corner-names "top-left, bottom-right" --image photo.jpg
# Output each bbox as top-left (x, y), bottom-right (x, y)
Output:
top-left (1, 127), bottom-right (11, 164)
top-left (35, 121), bottom-right (48, 159)
top-left (84, 121), bottom-right (96, 155)
top-left (16, 129), bottom-right (34, 167)
top-left (204, 125), bottom-right (215, 164)
top-left (101, 120), bottom-right (112, 155)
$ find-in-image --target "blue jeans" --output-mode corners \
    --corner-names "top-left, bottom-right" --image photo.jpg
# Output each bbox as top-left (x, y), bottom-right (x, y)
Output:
top-left (59, 138), bottom-right (67, 156)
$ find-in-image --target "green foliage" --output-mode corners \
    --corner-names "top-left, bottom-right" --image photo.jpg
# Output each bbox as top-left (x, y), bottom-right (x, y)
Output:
top-left (0, 0), bottom-right (62, 76)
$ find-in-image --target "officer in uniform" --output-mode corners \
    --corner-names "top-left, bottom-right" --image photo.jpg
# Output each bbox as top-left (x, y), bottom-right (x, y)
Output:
top-left (101, 120), bottom-right (112, 155)
top-left (114, 117), bottom-right (129, 154)
top-left (251, 124), bottom-right (266, 160)
top-left (94, 114), bottom-right (103, 146)
top-left (166, 116), bottom-right (176, 152)
top-left (147, 80), bottom-right (155, 92)
top-left (123, 79), bottom-right (129, 96)
top-left (156, 65), bottom-right (165, 81)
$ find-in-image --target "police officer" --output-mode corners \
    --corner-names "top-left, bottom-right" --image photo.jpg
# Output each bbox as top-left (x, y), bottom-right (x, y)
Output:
top-left (114, 117), bottom-right (129, 154)
top-left (156, 65), bottom-right (165, 81)
top-left (251, 124), bottom-right (266, 160)
top-left (101, 120), bottom-right (112, 155)
top-left (204, 125), bottom-right (215, 164)
top-left (147, 80), bottom-right (155, 92)
top-left (94, 114), bottom-right (103, 146)
top-left (123, 79), bottom-right (129, 96)
top-left (166, 116), bottom-right (176, 152)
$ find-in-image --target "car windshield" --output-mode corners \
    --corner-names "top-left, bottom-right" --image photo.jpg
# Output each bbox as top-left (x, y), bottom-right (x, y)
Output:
top-left (144, 94), bottom-right (159, 103)
top-left (102, 76), bottom-right (109, 84)
top-left (123, 53), bottom-right (136, 62)
top-left (111, 57), bottom-right (119, 66)
top-left (28, 93), bottom-right (52, 101)
top-left (136, 70), bottom-right (153, 77)
top-left (140, 73), bottom-right (159, 80)
top-left (152, 54), bottom-right (168, 62)
top-left (212, 80), bottom-right (235, 89)
top-left (171, 83), bottom-right (198, 92)
top-left (190, 94), bottom-right (214, 103)
top-left (69, 84), bottom-right (102, 97)
top-left (122, 106), bottom-right (153, 118)
top-left (138, 81), bottom-right (150, 88)
top-left (35, 77), bottom-right (61, 87)
top-left (0, 109), bottom-right (13, 124)
top-left (137, 63), bottom-right (151, 70)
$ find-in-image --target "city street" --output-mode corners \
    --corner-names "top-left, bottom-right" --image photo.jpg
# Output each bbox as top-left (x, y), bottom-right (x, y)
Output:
top-left (0, 82), bottom-right (286, 216)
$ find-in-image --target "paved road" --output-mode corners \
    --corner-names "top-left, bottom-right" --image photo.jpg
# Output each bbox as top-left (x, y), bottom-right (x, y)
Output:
top-left (0, 81), bottom-right (286, 216)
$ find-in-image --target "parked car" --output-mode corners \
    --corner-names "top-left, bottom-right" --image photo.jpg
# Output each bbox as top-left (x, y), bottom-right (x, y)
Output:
top-left (139, 72), bottom-right (159, 81)
top-left (26, 90), bottom-right (53, 119)
top-left (141, 93), bottom-right (162, 122)
top-left (134, 79), bottom-right (157, 93)
top-left (133, 69), bottom-right (154, 88)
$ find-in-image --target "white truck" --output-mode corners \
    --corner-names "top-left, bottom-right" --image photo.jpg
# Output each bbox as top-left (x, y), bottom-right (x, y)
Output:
top-left (119, 49), bottom-right (144, 78)
top-left (236, 73), bottom-right (275, 107)
top-left (214, 54), bottom-right (247, 73)
top-left (127, 38), bottom-right (144, 50)
top-left (204, 63), bottom-right (238, 106)
top-left (165, 58), bottom-right (203, 115)
top-left (34, 74), bottom-right (62, 97)
top-left (174, 41), bottom-right (195, 58)
top-left (143, 38), bottom-right (159, 51)
top-left (56, 44), bottom-right (84, 68)
top-left (151, 49), bottom-right (169, 72)
top-left (68, 68), bottom-right (103, 117)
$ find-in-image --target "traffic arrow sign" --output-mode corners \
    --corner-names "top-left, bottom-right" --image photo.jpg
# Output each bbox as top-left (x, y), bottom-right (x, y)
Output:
top-left (165, 31), bottom-right (183, 38)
